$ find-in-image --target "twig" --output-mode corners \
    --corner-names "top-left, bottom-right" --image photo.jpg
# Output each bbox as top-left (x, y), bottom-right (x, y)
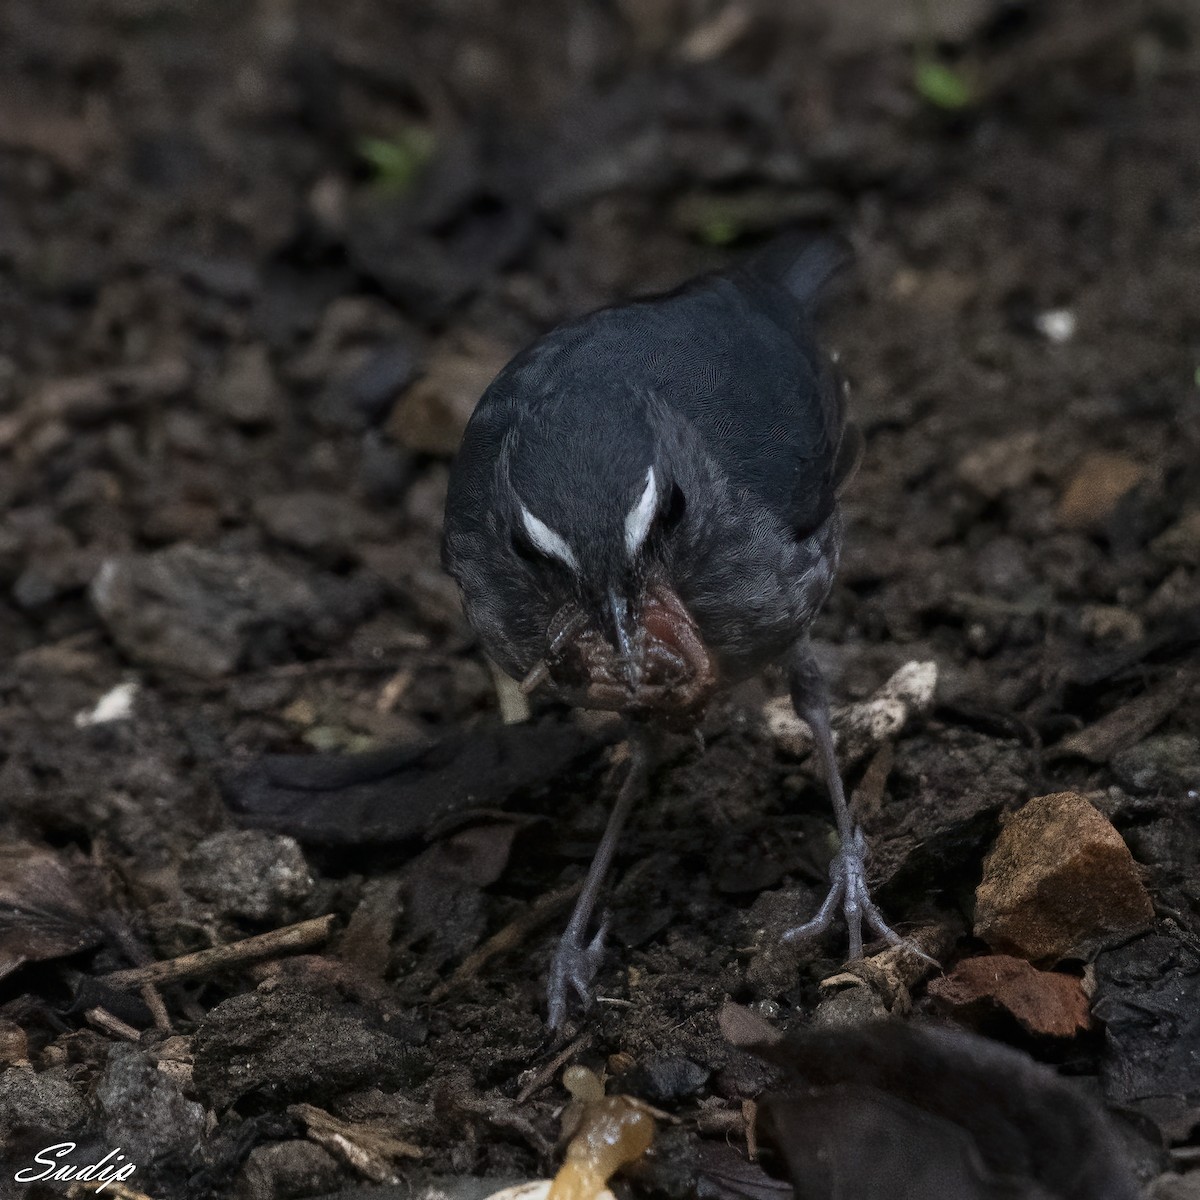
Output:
top-left (516, 1031), bottom-right (593, 1103)
top-left (140, 983), bottom-right (172, 1032)
top-left (68, 1183), bottom-right (156, 1200)
top-left (428, 882), bottom-right (581, 1003)
top-left (100, 915), bottom-right (336, 990)
top-left (85, 1007), bottom-right (142, 1041)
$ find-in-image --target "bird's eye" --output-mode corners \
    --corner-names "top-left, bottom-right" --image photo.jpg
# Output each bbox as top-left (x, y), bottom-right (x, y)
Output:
top-left (663, 482), bottom-right (686, 529)
top-left (511, 528), bottom-right (542, 564)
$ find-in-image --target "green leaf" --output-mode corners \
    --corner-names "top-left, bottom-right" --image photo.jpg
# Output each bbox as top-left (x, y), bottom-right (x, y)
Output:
top-left (699, 217), bottom-right (741, 247)
top-left (915, 59), bottom-right (973, 110)
top-left (357, 129), bottom-right (437, 194)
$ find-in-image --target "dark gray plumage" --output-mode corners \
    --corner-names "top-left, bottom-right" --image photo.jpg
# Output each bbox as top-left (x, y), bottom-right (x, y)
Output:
top-left (444, 240), bottom-right (853, 690)
top-left (443, 238), bottom-right (923, 1028)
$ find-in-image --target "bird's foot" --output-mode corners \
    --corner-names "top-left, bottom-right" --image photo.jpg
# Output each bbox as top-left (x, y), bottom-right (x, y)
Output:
top-left (547, 916), bottom-right (609, 1030)
top-left (782, 829), bottom-right (937, 966)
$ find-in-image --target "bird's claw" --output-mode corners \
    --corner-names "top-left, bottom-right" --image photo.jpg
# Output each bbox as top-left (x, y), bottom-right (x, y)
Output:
top-left (547, 916), bottom-right (609, 1030)
top-left (782, 828), bottom-right (936, 967)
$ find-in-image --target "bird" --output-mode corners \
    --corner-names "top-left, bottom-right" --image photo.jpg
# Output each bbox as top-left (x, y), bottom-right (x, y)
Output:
top-left (442, 236), bottom-right (926, 1029)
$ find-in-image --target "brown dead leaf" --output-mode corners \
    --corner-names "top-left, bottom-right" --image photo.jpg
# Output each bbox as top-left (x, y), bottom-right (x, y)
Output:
top-left (338, 875), bottom-right (404, 977)
top-left (0, 843), bottom-right (107, 980)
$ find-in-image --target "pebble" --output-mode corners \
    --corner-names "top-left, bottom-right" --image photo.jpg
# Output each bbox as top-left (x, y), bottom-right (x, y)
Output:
top-left (32, 374), bottom-right (115, 421)
top-left (1113, 734), bottom-right (1200, 794)
top-left (955, 431), bottom-right (1039, 500)
top-left (388, 334), bottom-right (511, 456)
top-left (254, 490), bottom-right (388, 560)
top-left (1150, 511), bottom-right (1200, 567)
top-left (317, 343), bottom-right (418, 430)
top-left (1056, 453), bottom-right (1146, 531)
top-left (974, 791), bottom-right (1154, 963)
top-left (234, 1140), bottom-right (343, 1200)
top-left (182, 830), bottom-right (314, 923)
top-left (95, 1044), bottom-right (207, 1166)
top-left (811, 985), bottom-right (888, 1028)
top-left (0, 1067), bottom-right (86, 1139)
top-left (633, 1056), bottom-right (710, 1103)
top-left (1034, 308), bottom-right (1076, 343)
top-left (210, 343), bottom-right (285, 426)
top-left (1146, 1176), bottom-right (1200, 1200)
top-left (1080, 604), bottom-right (1145, 645)
top-left (90, 545), bottom-right (320, 677)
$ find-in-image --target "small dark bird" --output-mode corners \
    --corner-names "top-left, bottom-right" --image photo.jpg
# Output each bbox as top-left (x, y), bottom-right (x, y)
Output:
top-left (442, 238), bottom-right (925, 1028)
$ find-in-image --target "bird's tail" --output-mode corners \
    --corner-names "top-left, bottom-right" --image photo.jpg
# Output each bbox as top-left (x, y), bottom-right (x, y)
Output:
top-left (741, 232), bottom-right (853, 311)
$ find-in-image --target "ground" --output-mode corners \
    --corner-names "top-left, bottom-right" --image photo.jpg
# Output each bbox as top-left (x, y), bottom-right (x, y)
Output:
top-left (0, 0), bottom-right (1198, 1197)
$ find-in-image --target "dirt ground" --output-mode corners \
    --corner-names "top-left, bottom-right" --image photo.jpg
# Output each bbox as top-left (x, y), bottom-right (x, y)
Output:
top-left (1, 0), bottom-right (1199, 1197)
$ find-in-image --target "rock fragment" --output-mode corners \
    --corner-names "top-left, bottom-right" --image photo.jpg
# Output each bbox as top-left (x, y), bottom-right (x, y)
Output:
top-left (1094, 934), bottom-right (1200, 1121)
top-left (955, 431), bottom-right (1040, 499)
top-left (0, 1067), bottom-right (86, 1140)
top-left (1056, 453), bottom-right (1146, 531)
top-left (928, 954), bottom-right (1091, 1038)
top-left (90, 545), bottom-right (319, 677)
top-left (192, 979), bottom-right (428, 1109)
top-left (254, 490), bottom-right (388, 560)
top-left (1113, 734), bottom-right (1200, 794)
top-left (95, 1044), bottom-right (207, 1168)
top-left (181, 830), bottom-right (314, 923)
top-left (210, 343), bottom-right (285, 426)
top-left (974, 791), bottom-right (1153, 963)
top-left (234, 1141), bottom-right (343, 1200)
top-left (1150, 511), bottom-right (1200, 567)
top-left (388, 334), bottom-right (512, 455)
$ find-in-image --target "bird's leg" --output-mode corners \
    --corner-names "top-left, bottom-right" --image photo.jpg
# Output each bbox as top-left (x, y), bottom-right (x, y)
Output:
top-left (547, 726), bottom-right (653, 1029)
top-left (782, 642), bottom-right (934, 964)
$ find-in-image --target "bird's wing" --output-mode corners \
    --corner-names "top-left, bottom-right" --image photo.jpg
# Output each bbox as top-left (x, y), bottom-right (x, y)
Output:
top-left (620, 239), bottom-right (854, 537)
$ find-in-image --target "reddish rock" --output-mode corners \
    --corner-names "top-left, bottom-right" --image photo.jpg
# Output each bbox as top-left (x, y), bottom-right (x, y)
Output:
top-left (928, 954), bottom-right (1092, 1038)
top-left (974, 791), bottom-right (1153, 963)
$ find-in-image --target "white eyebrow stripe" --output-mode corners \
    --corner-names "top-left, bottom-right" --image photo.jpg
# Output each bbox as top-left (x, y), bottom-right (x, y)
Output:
top-left (624, 467), bottom-right (658, 557)
top-left (520, 505), bottom-right (579, 571)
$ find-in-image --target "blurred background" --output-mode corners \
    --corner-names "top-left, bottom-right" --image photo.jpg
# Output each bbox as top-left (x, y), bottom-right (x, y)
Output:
top-left (1, 0), bottom-right (1198, 1196)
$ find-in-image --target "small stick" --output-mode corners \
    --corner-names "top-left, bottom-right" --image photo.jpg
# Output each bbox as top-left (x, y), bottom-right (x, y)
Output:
top-left (140, 983), bottom-right (172, 1032)
top-left (742, 1099), bottom-right (759, 1161)
top-left (516, 1030), bottom-right (593, 1103)
top-left (428, 882), bottom-right (581, 1003)
top-left (100, 915), bottom-right (335, 990)
top-left (68, 1183), bottom-right (156, 1200)
top-left (84, 1007), bottom-right (142, 1042)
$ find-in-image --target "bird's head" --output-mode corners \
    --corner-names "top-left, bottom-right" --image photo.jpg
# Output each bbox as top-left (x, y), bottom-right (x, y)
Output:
top-left (482, 416), bottom-right (719, 723)
top-left (444, 393), bottom-right (715, 720)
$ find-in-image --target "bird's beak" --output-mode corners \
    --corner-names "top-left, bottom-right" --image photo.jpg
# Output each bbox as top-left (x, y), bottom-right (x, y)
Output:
top-left (607, 588), bottom-right (641, 690)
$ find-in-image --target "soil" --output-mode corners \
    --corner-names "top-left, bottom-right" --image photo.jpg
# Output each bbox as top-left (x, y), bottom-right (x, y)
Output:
top-left (1, 0), bottom-right (1198, 1197)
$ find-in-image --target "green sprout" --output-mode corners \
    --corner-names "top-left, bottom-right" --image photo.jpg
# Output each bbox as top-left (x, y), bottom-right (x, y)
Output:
top-left (910, 0), bottom-right (974, 111)
top-left (699, 217), bottom-right (741, 247)
top-left (357, 128), bottom-right (437, 195)
top-left (914, 57), bottom-right (974, 110)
